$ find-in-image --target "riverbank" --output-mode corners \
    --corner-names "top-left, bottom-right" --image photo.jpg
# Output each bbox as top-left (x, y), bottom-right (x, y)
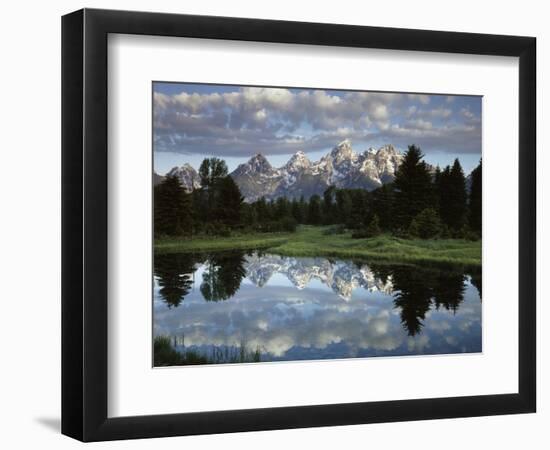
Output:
top-left (155, 226), bottom-right (481, 266)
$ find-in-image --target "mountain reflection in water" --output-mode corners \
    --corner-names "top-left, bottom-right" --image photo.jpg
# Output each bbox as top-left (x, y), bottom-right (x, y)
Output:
top-left (153, 251), bottom-right (482, 364)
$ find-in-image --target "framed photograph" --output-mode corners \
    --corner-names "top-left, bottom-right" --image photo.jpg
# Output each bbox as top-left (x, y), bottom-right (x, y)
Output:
top-left (62, 8), bottom-right (536, 442)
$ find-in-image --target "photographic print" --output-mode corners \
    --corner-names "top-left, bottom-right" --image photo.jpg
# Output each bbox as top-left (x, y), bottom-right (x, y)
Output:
top-left (152, 82), bottom-right (482, 367)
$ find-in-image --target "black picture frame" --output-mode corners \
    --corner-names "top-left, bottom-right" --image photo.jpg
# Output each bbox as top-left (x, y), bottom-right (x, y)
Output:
top-left (62, 8), bottom-right (536, 442)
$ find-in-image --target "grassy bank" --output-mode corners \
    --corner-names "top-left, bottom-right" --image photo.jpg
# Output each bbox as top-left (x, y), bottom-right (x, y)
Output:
top-left (155, 232), bottom-right (291, 254)
top-left (155, 226), bottom-right (481, 266)
top-left (154, 336), bottom-right (261, 366)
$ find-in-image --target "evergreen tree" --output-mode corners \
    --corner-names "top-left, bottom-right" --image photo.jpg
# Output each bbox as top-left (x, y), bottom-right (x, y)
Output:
top-left (214, 176), bottom-right (243, 227)
top-left (307, 195), bottom-right (322, 224)
top-left (298, 196), bottom-right (307, 223)
top-left (322, 186), bottom-right (336, 224)
top-left (365, 214), bottom-right (381, 237)
top-left (335, 189), bottom-right (352, 225)
top-left (275, 197), bottom-right (290, 220)
top-left (290, 198), bottom-right (303, 223)
top-left (371, 183), bottom-right (394, 231)
top-left (268, 199), bottom-right (277, 221)
top-left (241, 202), bottom-right (258, 228)
top-left (433, 166), bottom-right (442, 212)
top-left (469, 159), bottom-right (482, 235)
top-left (348, 189), bottom-right (368, 229)
top-left (437, 165), bottom-right (451, 225)
top-left (154, 175), bottom-right (193, 236)
top-left (439, 158), bottom-right (467, 230)
top-left (392, 145), bottom-right (434, 231)
top-left (255, 197), bottom-right (269, 223)
top-left (409, 208), bottom-right (442, 239)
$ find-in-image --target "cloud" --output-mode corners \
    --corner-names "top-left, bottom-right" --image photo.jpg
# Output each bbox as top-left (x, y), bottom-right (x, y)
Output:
top-left (153, 85), bottom-right (481, 157)
top-left (153, 256), bottom-right (482, 362)
top-left (406, 94), bottom-right (431, 104)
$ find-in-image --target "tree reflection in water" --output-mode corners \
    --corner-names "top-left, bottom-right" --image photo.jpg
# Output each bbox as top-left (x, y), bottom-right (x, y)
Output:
top-left (369, 264), bottom-right (469, 336)
top-left (200, 252), bottom-right (247, 301)
top-left (154, 251), bottom-right (481, 337)
top-left (154, 253), bottom-right (199, 308)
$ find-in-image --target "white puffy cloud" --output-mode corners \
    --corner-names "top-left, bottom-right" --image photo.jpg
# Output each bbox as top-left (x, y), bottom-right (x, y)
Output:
top-left (153, 86), bottom-right (481, 157)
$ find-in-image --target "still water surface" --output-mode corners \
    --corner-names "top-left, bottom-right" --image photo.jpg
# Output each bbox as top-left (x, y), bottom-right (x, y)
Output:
top-left (153, 251), bottom-right (481, 364)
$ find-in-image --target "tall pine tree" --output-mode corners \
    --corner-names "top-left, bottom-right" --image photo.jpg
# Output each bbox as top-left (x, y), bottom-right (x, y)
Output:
top-left (468, 159), bottom-right (482, 235)
top-left (307, 195), bottom-right (322, 224)
top-left (392, 145), bottom-right (434, 230)
top-left (214, 175), bottom-right (243, 227)
top-left (154, 175), bottom-right (193, 236)
top-left (439, 158), bottom-right (467, 231)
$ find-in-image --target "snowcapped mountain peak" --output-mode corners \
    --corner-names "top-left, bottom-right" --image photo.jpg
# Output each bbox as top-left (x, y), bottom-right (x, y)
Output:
top-left (166, 164), bottom-right (201, 192)
top-left (336, 138), bottom-right (352, 148)
top-left (331, 139), bottom-right (355, 158)
top-left (284, 150), bottom-right (311, 171)
top-left (243, 254), bottom-right (394, 300)
top-left (166, 140), bottom-right (406, 201)
top-left (233, 153), bottom-right (276, 177)
top-left (365, 144), bottom-right (404, 183)
top-left (376, 144), bottom-right (399, 156)
top-left (249, 153), bottom-right (272, 168)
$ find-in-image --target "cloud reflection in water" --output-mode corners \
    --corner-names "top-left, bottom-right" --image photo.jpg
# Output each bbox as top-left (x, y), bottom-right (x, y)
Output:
top-left (153, 251), bottom-right (481, 363)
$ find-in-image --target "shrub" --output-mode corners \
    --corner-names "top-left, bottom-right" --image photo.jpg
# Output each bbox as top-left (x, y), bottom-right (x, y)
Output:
top-left (439, 224), bottom-right (452, 239)
top-left (323, 224), bottom-right (347, 235)
top-left (351, 215), bottom-right (381, 239)
top-left (409, 208), bottom-right (442, 239)
top-left (154, 336), bottom-right (182, 366)
top-left (457, 224), bottom-right (480, 241)
top-left (279, 216), bottom-right (298, 232)
top-left (204, 222), bottom-right (231, 237)
top-left (255, 217), bottom-right (297, 233)
top-left (365, 214), bottom-right (381, 237)
top-left (351, 230), bottom-right (368, 239)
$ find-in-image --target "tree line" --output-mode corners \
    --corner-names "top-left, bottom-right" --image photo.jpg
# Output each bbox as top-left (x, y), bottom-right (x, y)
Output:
top-left (154, 145), bottom-right (481, 240)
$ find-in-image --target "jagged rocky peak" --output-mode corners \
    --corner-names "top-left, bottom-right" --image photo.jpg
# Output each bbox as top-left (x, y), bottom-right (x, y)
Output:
top-left (284, 150), bottom-right (311, 172)
top-left (248, 153), bottom-right (273, 171)
top-left (234, 153), bottom-right (276, 176)
top-left (362, 144), bottom-right (399, 160)
top-left (164, 140), bottom-right (406, 201)
top-left (166, 163), bottom-right (201, 192)
top-left (376, 144), bottom-right (399, 156)
top-left (331, 139), bottom-right (357, 162)
top-left (243, 253), bottom-right (394, 301)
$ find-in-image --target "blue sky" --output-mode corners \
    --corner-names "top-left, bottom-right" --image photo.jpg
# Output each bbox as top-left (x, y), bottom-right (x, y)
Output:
top-left (153, 82), bottom-right (482, 174)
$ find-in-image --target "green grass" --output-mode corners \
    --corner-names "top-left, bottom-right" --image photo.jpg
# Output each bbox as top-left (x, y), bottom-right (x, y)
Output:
top-left (154, 226), bottom-right (481, 266)
top-left (155, 232), bottom-right (292, 254)
top-left (154, 336), bottom-right (261, 366)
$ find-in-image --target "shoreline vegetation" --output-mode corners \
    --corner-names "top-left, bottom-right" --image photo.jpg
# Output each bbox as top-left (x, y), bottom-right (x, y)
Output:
top-left (154, 145), bottom-right (482, 267)
top-left (155, 225), bottom-right (481, 266)
top-left (154, 336), bottom-right (261, 366)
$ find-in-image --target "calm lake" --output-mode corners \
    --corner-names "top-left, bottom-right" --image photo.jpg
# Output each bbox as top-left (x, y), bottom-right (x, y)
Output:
top-left (153, 251), bottom-right (482, 365)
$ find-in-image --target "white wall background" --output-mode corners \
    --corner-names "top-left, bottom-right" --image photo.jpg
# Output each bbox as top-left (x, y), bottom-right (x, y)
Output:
top-left (0, 0), bottom-right (546, 448)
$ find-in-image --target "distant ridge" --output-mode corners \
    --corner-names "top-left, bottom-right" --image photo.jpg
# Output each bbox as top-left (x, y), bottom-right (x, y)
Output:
top-left (160, 140), bottom-right (405, 202)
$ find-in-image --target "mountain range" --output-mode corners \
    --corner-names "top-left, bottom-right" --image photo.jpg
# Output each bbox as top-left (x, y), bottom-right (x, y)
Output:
top-left (243, 253), bottom-right (393, 301)
top-left (155, 139), bottom-right (405, 202)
